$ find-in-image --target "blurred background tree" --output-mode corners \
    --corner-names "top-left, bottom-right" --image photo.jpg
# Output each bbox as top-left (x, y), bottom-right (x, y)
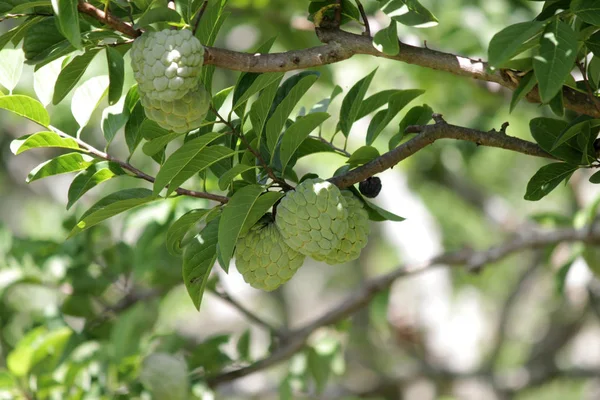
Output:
top-left (1, 0), bottom-right (600, 399)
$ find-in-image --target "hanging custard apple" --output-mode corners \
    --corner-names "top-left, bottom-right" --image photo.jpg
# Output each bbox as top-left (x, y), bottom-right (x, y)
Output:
top-left (235, 216), bottom-right (305, 291)
top-left (139, 353), bottom-right (189, 400)
top-left (275, 178), bottom-right (349, 259)
top-left (313, 191), bottom-right (370, 265)
top-left (130, 29), bottom-right (204, 102)
top-left (139, 85), bottom-right (210, 133)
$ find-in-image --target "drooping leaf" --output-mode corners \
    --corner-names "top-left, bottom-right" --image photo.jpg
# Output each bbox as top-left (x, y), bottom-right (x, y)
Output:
top-left (51, 0), bottom-right (81, 49)
top-left (524, 162), bottom-right (578, 201)
top-left (488, 21), bottom-right (544, 67)
top-left (218, 164), bottom-right (256, 190)
top-left (530, 117), bottom-right (584, 165)
top-left (52, 49), bottom-right (100, 105)
top-left (533, 19), bottom-right (578, 103)
top-left (69, 188), bottom-right (157, 237)
top-left (509, 71), bottom-right (537, 112)
top-left (124, 102), bottom-right (146, 155)
top-left (33, 57), bottom-right (62, 107)
top-left (373, 21), bottom-right (399, 55)
top-left (278, 112), bottom-right (330, 172)
top-left (346, 145), bottom-right (380, 167)
top-left (339, 68), bottom-right (377, 137)
top-left (10, 131), bottom-right (79, 155)
top-left (71, 75), bottom-right (109, 130)
top-left (27, 153), bottom-right (94, 183)
top-left (105, 47), bottom-right (125, 105)
top-left (67, 162), bottom-right (127, 209)
top-left (0, 94), bottom-right (50, 127)
top-left (167, 208), bottom-right (215, 256)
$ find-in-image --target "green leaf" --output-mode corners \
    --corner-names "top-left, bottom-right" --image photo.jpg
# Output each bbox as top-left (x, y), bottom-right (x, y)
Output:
top-left (154, 132), bottom-right (223, 196)
top-left (346, 145), bottom-right (380, 167)
top-left (586, 31), bottom-right (600, 57)
top-left (266, 72), bottom-right (319, 152)
top-left (356, 89), bottom-right (401, 120)
top-left (383, 0), bottom-right (438, 28)
top-left (52, 49), bottom-right (100, 105)
top-left (239, 191), bottom-right (283, 236)
top-left (218, 164), bottom-right (256, 190)
top-left (27, 153), bottom-right (94, 183)
top-left (0, 47), bottom-right (24, 92)
top-left (67, 162), bottom-right (127, 210)
top-left (196, 1), bottom-right (229, 88)
top-left (233, 72), bottom-right (284, 112)
top-left (278, 112), bottom-right (330, 172)
top-left (110, 302), bottom-right (158, 363)
top-left (141, 119), bottom-right (181, 157)
top-left (572, 0), bottom-right (600, 25)
top-left (524, 162), bottom-right (578, 201)
top-left (51, 0), bottom-right (81, 49)
top-left (7, 327), bottom-right (72, 378)
top-left (389, 104), bottom-right (433, 149)
top-left (339, 68), bottom-right (377, 137)
top-left (548, 90), bottom-right (564, 117)
top-left (10, 131), bottom-right (79, 155)
top-left (71, 75), bottom-right (109, 130)
top-left (530, 117), bottom-right (583, 165)
top-left (0, 94), bottom-right (50, 127)
top-left (509, 71), bottom-right (537, 112)
top-left (33, 57), bottom-right (62, 106)
top-left (102, 109), bottom-right (129, 146)
top-left (310, 85), bottom-right (343, 114)
top-left (373, 21), bottom-right (399, 55)
top-left (590, 170), bottom-right (600, 183)
top-left (552, 118), bottom-right (600, 151)
top-left (250, 75), bottom-right (283, 141)
top-left (350, 187), bottom-right (405, 221)
top-left (7, 327), bottom-right (47, 377)
top-left (135, 6), bottom-right (182, 28)
top-left (217, 184), bottom-right (265, 269)
top-left (366, 89), bottom-right (424, 145)
top-left (295, 137), bottom-right (337, 159)
top-left (0, 369), bottom-right (16, 390)
top-left (125, 102), bottom-right (146, 155)
top-left (69, 188), bottom-right (157, 237)
top-left (488, 21), bottom-right (544, 67)
top-left (237, 330), bottom-right (251, 361)
top-left (0, 17), bottom-right (42, 53)
top-left (307, 337), bottom-right (338, 394)
top-left (533, 19), bottom-right (578, 103)
top-left (105, 47), bottom-right (125, 105)
top-left (167, 208), bottom-right (215, 256)
top-left (23, 17), bottom-right (72, 65)
top-left (183, 218), bottom-right (219, 310)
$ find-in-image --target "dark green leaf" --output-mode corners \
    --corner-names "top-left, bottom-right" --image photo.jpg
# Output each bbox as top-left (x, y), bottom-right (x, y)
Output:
top-left (488, 21), bottom-right (544, 67)
top-left (10, 131), bottom-right (78, 154)
top-left (346, 145), bottom-right (380, 167)
top-left (105, 47), bottom-right (125, 105)
top-left (509, 71), bottom-right (537, 112)
top-left (357, 89), bottom-right (401, 120)
top-left (530, 117), bottom-right (583, 164)
top-left (572, 0), bottom-right (600, 25)
top-left (339, 68), bottom-right (377, 137)
top-left (548, 90), bottom-right (564, 117)
top-left (51, 0), bottom-right (81, 49)
top-left (552, 118), bottom-right (600, 151)
top-left (586, 31), bottom-right (600, 57)
top-left (533, 19), bottom-right (578, 103)
top-left (373, 22), bottom-right (399, 55)
top-left (366, 89), bottom-right (424, 145)
top-left (590, 170), bottom-right (600, 183)
top-left (524, 162), bottom-right (578, 201)
top-left (218, 164), bottom-right (256, 190)
top-left (250, 75), bottom-right (283, 141)
top-left (23, 18), bottom-right (73, 65)
top-left (67, 162), bottom-right (127, 210)
top-left (124, 102), bottom-right (146, 155)
top-left (310, 85), bottom-right (343, 114)
top-left (167, 208), bottom-right (214, 256)
top-left (278, 112), bottom-right (330, 172)
top-left (389, 104), bottom-right (433, 149)
top-left (27, 153), bottom-right (94, 183)
top-left (69, 188), bottom-right (157, 237)
top-left (52, 49), bottom-right (100, 105)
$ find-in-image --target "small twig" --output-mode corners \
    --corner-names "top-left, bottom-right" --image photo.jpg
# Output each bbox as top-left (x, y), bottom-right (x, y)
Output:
top-left (212, 285), bottom-right (283, 337)
top-left (211, 107), bottom-right (294, 190)
top-left (310, 135), bottom-right (351, 157)
top-left (53, 129), bottom-right (228, 203)
top-left (192, 0), bottom-right (209, 35)
top-left (355, 0), bottom-right (370, 36)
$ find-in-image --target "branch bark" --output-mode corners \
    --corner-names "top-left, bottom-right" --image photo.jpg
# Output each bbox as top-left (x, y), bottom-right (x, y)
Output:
top-left (205, 225), bottom-right (600, 386)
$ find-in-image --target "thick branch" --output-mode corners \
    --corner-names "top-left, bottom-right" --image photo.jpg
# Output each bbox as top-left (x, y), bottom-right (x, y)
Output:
top-left (329, 115), bottom-right (555, 189)
top-left (206, 225), bottom-right (600, 386)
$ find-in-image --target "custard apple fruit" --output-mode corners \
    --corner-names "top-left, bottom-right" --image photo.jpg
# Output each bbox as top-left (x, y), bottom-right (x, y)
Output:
top-left (275, 178), bottom-right (349, 259)
top-left (139, 353), bottom-right (188, 400)
top-left (139, 85), bottom-right (210, 133)
top-left (313, 191), bottom-right (370, 264)
top-left (235, 217), bottom-right (305, 291)
top-left (130, 29), bottom-right (204, 102)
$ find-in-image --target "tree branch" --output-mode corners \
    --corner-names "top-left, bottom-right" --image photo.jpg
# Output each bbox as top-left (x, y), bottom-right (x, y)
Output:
top-left (77, 1), bottom-right (141, 38)
top-left (205, 225), bottom-right (600, 386)
top-left (328, 114), bottom-right (555, 189)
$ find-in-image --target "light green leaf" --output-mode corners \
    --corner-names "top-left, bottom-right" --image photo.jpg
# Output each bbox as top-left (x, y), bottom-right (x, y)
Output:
top-left (105, 47), bottom-right (125, 105)
top-left (266, 72), bottom-right (319, 152)
top-left (488, 21), bottom-right (544, 68)
top-left (52, 49), bottom-right (101, 105)
top-left (153, 133), bottom-right (224, 195)
top-left (33, 57), bottom-right (63, 107)
top-left (509, 71), bottom-right (537, 112)
top-left (383, 0), bottom-right (438, 28)
top-left (71, 75), bottom-right (109, 130)
top-left (7, 327), bottom-right (47, 377)
top-left (67, 162), bottom-right (127, 209)
top-left (27, 153), bottom-right (94, 183)
top-left (0, 16), bottom-right (41, 53)
top-left (10, 131), bottom-right (79, 155)
top-left (217, 184), bottom-right (265, 269)
top-left (366, 89), bottom-right (424, 145)
top-left (51, 0), bottom-right (81, 49)
top-left (135, 6), bottom-right (183, 28)
top-left (102, 109), bottom-right (129, 145)
top-left (109, 302), bottom-right (158, 363)
top-left (533, 19), bottom-right (578, 103)
top-left (69, 188), bottom-right (158, 237)
top-left (0, 94), bottom-right (50, 127)
top-left (309, 85), bottom-right (343, 114)
top-left (218, 164), bottom-right (256, 190)
top-left (572, 0), bottom-right (600, 25)
top-left (0, 47), bottom-right (24, 92)
top-left (356, 89), bottom-right (401, 120)
top-left (0, 369), bottom-right (16, 390)
top-left (167, 208), bottom-right (215, 255)
top-left (524, 162), bottom-right (578, 201)
top-left (239, 191), bottom-right (283, 236)
top-left (183, 218), bottom-right (219, 310)
top-left (346, 145), bottom-right (380, 167)
top-left (373, 21), bottom-right (399, 55)
top-left (339, 68), bottom-right (377, 137)
top-left (279, 112), bottom-right (330, 172)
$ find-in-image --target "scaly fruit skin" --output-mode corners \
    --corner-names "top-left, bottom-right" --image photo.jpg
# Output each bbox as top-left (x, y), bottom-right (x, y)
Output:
top-left (235, 218), bottom-right (305, 291)
top-left (130, 29), bottom-right (204, 102)
top-left (139, 353), bottom-right (189, 400)
top-left (275, 178), bottom-right (349, 259)
top-left (313, 191), bottom-right (370, 265)
top-left (139, 86), bottom-right (210, 133)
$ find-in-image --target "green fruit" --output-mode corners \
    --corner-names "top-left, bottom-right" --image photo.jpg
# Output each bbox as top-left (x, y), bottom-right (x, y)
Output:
top-left (235, 217), bottom-right (305, 291)
top-left (130, 29), bottom-right (204, 102)
top-left (275, 178), bottom-right (349, 259)
top-left (313, 191), bottom-right (370, 264)
top-left (139, 85), bottom-right (210, 133)
top-left (139, 353), bottom-right (189, 400)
